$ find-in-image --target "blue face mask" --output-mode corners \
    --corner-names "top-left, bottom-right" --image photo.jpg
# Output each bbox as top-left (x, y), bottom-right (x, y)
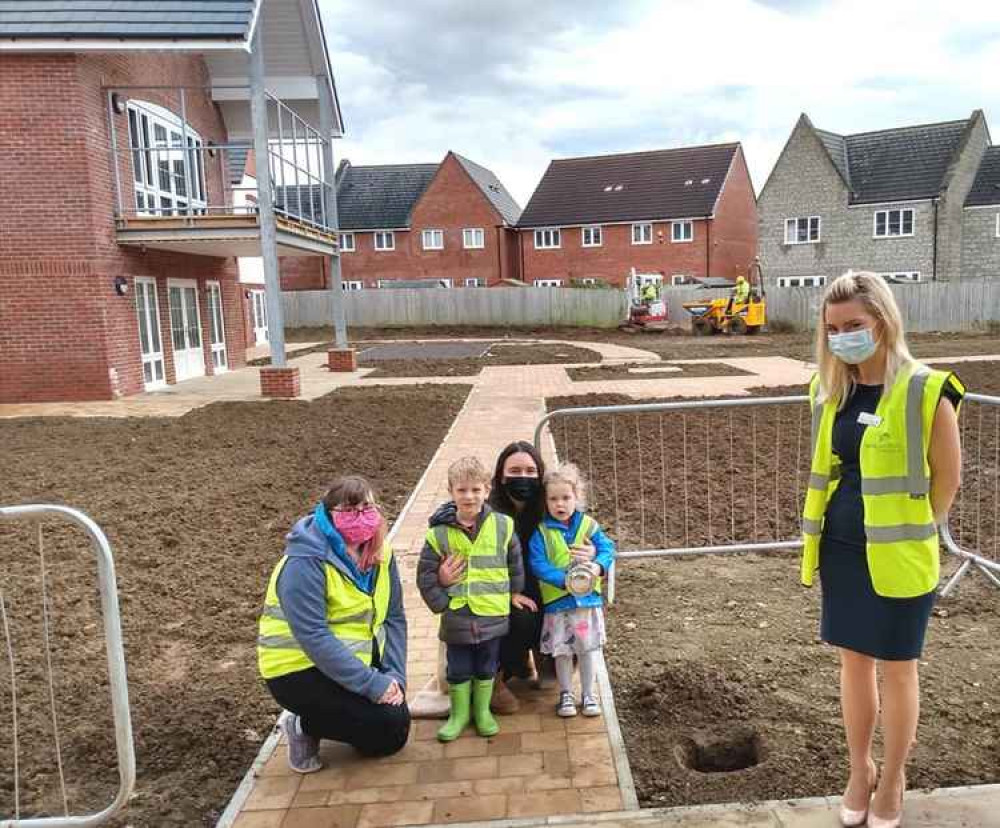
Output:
top-left (827, 327), bottom-right (878, 365)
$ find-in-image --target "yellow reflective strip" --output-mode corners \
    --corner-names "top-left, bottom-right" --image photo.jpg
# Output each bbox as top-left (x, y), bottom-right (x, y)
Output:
top-left (467, 581), bottom-right (510, 596)
top-left (260, 604), bottom-right (286, 621)
top-left (433, 525), bottom-right (452, 556)
top-left (257, 634), bottom-right (300, 649)
top-left (861, 476), bottom-right (921, 496)
top-left (802, 518), bottom-right (823, 535)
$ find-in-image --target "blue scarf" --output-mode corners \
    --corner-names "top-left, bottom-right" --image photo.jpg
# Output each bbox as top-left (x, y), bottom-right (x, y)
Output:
top-left (313, 503), bottom-right (375, 595)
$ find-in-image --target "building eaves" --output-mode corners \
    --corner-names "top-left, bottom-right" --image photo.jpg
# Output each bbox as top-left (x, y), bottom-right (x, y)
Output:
top-left (452, 153), bottom-right (522, 225)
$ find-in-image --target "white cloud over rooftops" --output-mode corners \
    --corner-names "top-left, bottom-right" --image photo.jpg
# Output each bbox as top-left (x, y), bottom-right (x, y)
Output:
top-left (320, 0), bottom-right (1000, 206)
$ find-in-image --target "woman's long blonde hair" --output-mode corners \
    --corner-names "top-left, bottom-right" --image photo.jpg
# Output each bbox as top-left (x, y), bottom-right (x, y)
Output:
top-left (815, 271), bottom-right (913, 406)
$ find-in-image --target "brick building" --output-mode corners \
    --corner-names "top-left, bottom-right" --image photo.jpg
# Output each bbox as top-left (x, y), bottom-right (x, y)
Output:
top-left (759, 111), bottom-right (999, 286)
top-left (515, 143), bottom-right (758, 291)
top-left (293, 151), bottom-right (522, 289)
top-left (0, 0), bottom-right (344, 402)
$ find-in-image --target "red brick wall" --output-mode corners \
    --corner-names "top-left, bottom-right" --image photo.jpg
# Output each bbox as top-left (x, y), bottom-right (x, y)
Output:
top-left (708, 146), bottom-right (758, 280)
top-left (340, 153), bottom-right (510, 287)
top-left (280, 257), bottom-right (328, 290)
top-left (0, 52), bottom-right (246, 403)
top-left (519, 220), bottom-right (710, 287)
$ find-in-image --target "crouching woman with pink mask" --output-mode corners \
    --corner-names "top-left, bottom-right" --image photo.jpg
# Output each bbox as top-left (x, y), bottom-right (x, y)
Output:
top-left (258, 476), bottom-right (409, 772)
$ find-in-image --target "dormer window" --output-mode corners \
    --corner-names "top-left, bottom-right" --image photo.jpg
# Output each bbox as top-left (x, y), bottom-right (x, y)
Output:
top-left (701, 178), bottom-right (711, 184)
top-left (684, 179), bottom-right (693, 186)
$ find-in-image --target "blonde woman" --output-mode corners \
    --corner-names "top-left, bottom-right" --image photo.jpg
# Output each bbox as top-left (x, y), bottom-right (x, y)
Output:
top-left (801, 272), bottom-right (963, 827)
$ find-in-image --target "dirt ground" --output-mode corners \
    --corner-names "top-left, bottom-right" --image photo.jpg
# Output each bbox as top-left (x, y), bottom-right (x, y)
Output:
top-left (359, 341), bottom-right (602, 379)
top-left (546, 359), bottom-right (1000, 807)
top-left (0, 384), bottom-right (471, 826)
top-left (567, 362), bottom-right (752, 382)
top-left (287, 324), bottom-right (1000, 362)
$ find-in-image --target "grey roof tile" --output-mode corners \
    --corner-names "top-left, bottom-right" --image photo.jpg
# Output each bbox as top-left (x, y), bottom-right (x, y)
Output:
top-left (453, 153), bottom-right (521, 225)
top-left (813, 118), bottom-right (970, 205)
top-left (965, 145), bottom-right (1000, 207)
top-left (0, 1), bottom-right (255, 40)
top-left (334, 163), bottom-right (439, 230)
top-left (516, 143), bottom-right (738, 228)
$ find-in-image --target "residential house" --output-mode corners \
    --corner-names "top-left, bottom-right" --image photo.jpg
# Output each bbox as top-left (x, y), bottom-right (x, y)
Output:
top-left (758, 111), bottom-right (993, 286)
top-left (0, 0), bottom-right (344, 403)
top-left (326, 151), bottom-right (522, 289)
top-left (962, 146), bottom-right (1000, 279)
top-left (515, 143), bottom-right (758, 291)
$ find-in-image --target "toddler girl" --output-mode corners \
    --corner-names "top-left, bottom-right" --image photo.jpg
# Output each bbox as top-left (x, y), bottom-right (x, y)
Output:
top-left (528, 463), bottom-right (615, 717)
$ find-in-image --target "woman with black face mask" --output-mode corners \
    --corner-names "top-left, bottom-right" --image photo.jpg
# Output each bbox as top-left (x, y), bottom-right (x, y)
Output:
top-left (485, 441), bottom-right (551, 712)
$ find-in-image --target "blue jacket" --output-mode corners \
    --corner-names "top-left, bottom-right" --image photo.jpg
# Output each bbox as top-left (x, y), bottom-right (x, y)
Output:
top-left (528, 510), bottom-right (616, 614)
top-left (275, 511), bottom-right (407, 703)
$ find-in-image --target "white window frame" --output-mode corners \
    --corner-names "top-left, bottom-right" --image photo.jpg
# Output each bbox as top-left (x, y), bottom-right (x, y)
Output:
top-left (581, 226), bottom-right (603, 247)
top-left (995, 213), bottom-right (1000, 238)
top-left (374, 231), bottom-right (395, 251)
top-left (534, 229), bottom-right (561, 249)
top-left (578, 278), bottom-right (598, 286)
top-left (464, 277), bottom-right (485, 287)
top-left (422, 229), bottom-right (444, 250)
top-left (463, 228), bottom-right (485, 249)
top-left (134, 276), bottom-right (166, 390)
top-left (671, 221), bottom-right (694, 243)
top-left (631, 222), bottom-right (653, 245)
top-left (339, 232), bottom-right (355, 252)
top-left (534, 279), bottom-right (564, 287)
top-left (873, 208), bottom-right (915, 238)
top-left (341, 280), bottom-right (364, 291)
top-left (671, 274), bottom-right (687, 286)
top-left (205, 280), bottom-right (227, 373)
top-left (784, 216), bottom-right (821, 245)
top-left (776, 275), bottom-right (828, 287)
top-left (127, 100), bottom-right (207, 218)
top-left (877, 271), bottom-right (921, 283)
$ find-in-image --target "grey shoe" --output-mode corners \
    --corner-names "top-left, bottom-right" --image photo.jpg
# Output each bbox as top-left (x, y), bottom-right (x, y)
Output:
top-left (581, 695), bottom-right (602, 717)
top-left (282, 714), bottom-right (322, 774)
top-left (556, 691), bottom-right (578, 718)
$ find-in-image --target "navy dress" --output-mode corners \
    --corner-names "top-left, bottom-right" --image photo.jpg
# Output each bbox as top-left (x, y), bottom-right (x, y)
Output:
top-left (819, 383), bottom-right (951, 661)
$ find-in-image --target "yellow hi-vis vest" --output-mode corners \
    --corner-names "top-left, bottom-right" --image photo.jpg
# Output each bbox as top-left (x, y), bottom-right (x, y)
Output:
top-left (257, 544), bottom-right (393, 680)
top-left (801, 363), bottom-right (964, 598)
top-left (539, 515), bottom-right (600, 606)
top-left (425, 512), bottom-right (514, 617)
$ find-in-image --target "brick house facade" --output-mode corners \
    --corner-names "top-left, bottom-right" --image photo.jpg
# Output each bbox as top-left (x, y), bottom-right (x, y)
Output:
top-left (325, 151), bottom-right (522, 289)
top-left (0, 1), bottom-right (343, 403)
top-left (758, 111), bottom-right (995, 285)
top-left (516, 143), bottom-right (758, 289)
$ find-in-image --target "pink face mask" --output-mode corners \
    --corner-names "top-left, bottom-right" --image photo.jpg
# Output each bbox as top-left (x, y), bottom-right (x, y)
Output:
top-left (332, 506), bottom-right (381, 545)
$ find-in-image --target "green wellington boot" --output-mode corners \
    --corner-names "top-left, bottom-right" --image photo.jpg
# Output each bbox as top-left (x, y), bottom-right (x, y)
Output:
top-left (472, 678), bottom-right (500, 737)
top-left (437, 681), bottom-right (472, 743)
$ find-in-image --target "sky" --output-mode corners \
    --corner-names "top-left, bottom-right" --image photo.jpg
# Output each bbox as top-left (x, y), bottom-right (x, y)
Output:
top-left (319, 0), bottom-right (1000, 208)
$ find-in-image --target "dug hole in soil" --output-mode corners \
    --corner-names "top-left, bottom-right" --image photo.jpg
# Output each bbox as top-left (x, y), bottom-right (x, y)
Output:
top-left (0, 384), bottom-right (471, 826)
top-left (547, 359), bottom-right (1000, 808)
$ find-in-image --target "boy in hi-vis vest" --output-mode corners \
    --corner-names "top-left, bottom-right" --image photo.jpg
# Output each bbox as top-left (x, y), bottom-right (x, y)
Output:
top-left (417, 456), bottom-right (537, 742)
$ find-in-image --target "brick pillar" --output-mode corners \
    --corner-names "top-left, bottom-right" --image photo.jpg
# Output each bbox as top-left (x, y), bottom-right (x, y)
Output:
top-left (260, 366), bottom-right (301, 398)
top-left (327, 348), bottom-right (358, 372)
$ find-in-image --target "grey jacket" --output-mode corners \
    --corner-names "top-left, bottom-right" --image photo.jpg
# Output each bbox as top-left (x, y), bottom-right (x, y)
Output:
top-left (416, 503), bottom-right (524, 645)
top-left (274, 514), bottom-right (407, 703)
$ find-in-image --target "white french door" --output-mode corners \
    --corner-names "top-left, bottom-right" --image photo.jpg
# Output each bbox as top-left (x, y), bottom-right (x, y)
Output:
top-left (167, 279), bottom-right (206, 381)
top-left (206, 281), bottom-right (228, 372)
top-left (134, 277), bottom-right (166, 390)
top-left (251, 290), bottom-right (269, 345)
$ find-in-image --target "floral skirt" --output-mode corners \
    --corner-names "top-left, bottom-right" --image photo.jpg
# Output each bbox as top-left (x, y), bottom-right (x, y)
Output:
top-left (540, 607), bottom-right (606, 657)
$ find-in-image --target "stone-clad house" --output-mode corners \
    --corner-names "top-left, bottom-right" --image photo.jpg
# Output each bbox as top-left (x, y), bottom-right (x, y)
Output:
top-left (759, 111), bottom-right (999, 285)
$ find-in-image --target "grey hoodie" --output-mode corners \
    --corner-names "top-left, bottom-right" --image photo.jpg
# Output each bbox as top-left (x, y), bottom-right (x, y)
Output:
top-left (274, 514), bottom-right (407, 703)
top-left (416, 503), bottom-right (524, 645)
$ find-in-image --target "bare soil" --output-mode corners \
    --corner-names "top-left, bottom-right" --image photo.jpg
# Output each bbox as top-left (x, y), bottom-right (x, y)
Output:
top-left (545, 359), bottom-right (1000, 808)
top-left (0, 384), bottom-right (471, 826)
top-left (567, 362), bottom-right (753, 382)
top-left (287, 325), bottom-right (1000, 362)
top-left (359, 341), bottom-right (602, 379)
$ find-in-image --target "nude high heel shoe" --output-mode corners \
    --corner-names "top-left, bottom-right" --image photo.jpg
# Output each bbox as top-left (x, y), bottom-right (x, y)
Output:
top-left (839, 759), bottom-right (877, 827)
top-left (868, 773), bottom-right (905, 828)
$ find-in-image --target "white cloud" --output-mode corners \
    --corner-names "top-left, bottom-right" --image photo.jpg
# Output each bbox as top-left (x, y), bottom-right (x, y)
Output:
top-left (320, 0), bottom-right (1000, 204)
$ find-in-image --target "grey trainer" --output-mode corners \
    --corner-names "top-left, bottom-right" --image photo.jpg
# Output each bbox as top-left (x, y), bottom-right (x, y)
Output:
top-left (282, 714), bottom-right (322, 773)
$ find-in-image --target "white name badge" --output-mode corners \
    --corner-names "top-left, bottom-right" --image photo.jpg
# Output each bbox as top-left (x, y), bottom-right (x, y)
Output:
top-left (858, 412), bottom-right (882, 427)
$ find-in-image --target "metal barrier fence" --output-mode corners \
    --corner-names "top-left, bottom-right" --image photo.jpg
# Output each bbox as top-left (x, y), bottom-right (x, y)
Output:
top-left (534, 392), bottom-right (1000, 601)
top-left (0, 505), bottom-right (135, 828)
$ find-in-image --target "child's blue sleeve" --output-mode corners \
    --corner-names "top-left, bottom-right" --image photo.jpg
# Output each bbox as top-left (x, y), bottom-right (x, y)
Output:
top-left (591, 525), bottom-right (616, 575)
top-left (528, 529), bottom-right (566, 588)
